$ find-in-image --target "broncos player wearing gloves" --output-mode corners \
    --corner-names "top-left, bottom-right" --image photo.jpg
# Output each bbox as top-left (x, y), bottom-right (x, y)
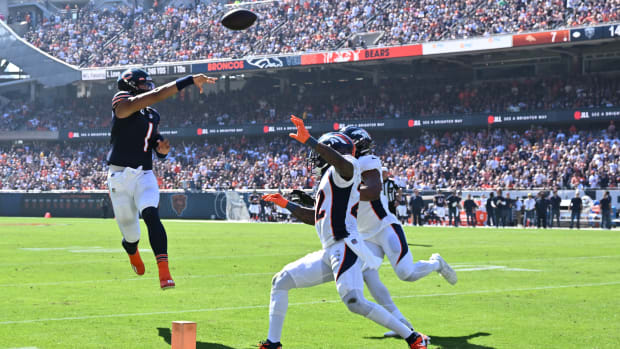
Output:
top-left (108, 68), bottom-right (216, 289)
top-left (341, 126), bottom-right (457, 338)
top-left (259, 116), bottom-right (430, 349)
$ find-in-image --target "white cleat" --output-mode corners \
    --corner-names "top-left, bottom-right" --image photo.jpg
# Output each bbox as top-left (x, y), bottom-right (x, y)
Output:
top-left (430, 253), bottom-right (457, 285)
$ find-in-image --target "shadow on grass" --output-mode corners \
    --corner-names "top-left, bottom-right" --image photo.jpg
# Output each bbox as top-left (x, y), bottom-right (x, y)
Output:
top-left (365, 331), bottom-right (494, 349)
top-left (157, 328), bottom-right (236, 349)
top-left (408, 243), bottom-right (433, 247)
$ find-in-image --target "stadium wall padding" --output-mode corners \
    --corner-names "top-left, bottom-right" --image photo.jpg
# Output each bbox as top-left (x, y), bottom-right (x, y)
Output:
top-left (0, 192), bottom-right (228, 219)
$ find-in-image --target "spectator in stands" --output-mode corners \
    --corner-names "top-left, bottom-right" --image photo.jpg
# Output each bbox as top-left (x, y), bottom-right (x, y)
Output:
top-left (16, 1), bottom-right (620, 67)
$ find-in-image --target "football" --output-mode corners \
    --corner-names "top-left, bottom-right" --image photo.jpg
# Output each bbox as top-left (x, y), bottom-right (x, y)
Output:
top-left (221, 8), bottom-right (257, 30)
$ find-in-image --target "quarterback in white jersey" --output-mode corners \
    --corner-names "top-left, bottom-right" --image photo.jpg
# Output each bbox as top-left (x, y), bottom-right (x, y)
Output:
top-left (259, 116), bottom-right (430, 349)
top-left (341, 126), bottom-right (458, 337)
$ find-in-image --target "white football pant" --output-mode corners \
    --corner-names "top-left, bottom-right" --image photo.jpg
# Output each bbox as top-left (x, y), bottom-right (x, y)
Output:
top-left (107, 165), bottom-right (160, 243)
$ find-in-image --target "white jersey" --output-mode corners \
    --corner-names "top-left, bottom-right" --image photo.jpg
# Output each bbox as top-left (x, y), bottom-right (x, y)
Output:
top-left (314, 154), bottom-right (362, 249)
top-left (356, 155), bottom-right (399, 238)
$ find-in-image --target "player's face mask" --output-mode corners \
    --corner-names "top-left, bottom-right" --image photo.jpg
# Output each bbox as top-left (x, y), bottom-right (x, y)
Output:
top-left (309, 151), bottom-right (328, 178)
top-left (136, 81), bottom-right (155, 94)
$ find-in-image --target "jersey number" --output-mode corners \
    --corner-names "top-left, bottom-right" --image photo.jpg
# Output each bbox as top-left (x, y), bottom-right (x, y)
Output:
top-left (143, 122), bottom-right (154, 152)
top-left (315, 190), bottom-right (326, 222)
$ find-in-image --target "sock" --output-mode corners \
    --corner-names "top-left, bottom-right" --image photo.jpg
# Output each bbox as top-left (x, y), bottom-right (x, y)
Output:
top-left (157, 260), bottom-right (171, 278)
top-left (392, 310), bottom-right (413, 330)
top-left (267, 289), bottom-right (288, 343)
top-left (121, 239), bottom-right (138, 255)
top-left (142, 207), bottom-right (168, 257)
top-left (366, 303), bottom-right (413, 339)
top-left (364, 269), bottom-right (399, 313)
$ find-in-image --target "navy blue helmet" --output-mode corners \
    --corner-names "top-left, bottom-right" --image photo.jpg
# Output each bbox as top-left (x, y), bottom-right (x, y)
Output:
top-left (340, 125), bottom-right (374, 158)
top-left (117, 68), bottom-right (155, 95)
top-left (309, 132), bottom-right (356, 174)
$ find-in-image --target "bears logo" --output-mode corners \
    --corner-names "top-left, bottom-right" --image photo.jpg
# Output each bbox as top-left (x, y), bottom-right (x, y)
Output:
top-left (171, 194), bottom-right (188, 216)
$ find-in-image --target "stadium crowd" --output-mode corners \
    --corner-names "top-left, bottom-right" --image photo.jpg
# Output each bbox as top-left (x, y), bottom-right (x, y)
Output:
top-left (9, 0), bottom-right (620, 66)
top-left (0, 124), bottom-right (617, 192)
top-left (2, 74), bottom-right (620, 131)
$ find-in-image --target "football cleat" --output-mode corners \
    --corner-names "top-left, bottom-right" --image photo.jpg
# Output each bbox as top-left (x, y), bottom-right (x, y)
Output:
top-left (128, 250), bottom-right (145, 276)
top-left (407, 332), bottom-right (430, 349)
top-left (157, 261), bottom-right (175, 290)
top-left (430, 253), bottom-right (457, 285)
top-left (259, 340), bottom-right (282, 349)
top-left (160, 278), bottom-right (175, 290)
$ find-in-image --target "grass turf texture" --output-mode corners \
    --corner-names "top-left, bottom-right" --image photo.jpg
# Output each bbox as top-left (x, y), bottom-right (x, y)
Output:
top-left (0, 217), bottom-right (619, 349)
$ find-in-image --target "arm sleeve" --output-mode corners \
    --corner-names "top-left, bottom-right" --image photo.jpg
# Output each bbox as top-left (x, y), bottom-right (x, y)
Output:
top-left (331, 155), bottom-right (358, 188)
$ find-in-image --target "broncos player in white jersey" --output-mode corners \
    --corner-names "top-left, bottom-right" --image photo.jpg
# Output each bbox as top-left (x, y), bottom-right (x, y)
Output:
top-left (109, 68), bottom-right (216, 289)
top-left (341, 126), bottom-right (457, 337)
top-left (260, 116), bottom-right (430, 349)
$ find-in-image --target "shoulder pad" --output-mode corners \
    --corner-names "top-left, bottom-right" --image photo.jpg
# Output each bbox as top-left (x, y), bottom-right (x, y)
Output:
top-left (112, 91), bottom-right (132, 109)
top-left (358, 155), bottom-right (381, 173)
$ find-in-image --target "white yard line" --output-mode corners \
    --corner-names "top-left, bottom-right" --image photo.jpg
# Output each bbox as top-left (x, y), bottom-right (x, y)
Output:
top-left (3, 254), bottom-right (619, 287)
top-left (1, 281), bottom-right (619, 325)
top-left (0, 272), bottom-right (274, 287)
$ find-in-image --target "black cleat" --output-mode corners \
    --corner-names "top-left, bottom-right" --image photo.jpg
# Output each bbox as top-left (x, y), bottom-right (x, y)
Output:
top-left (259, 340), bottom-right (282, 349)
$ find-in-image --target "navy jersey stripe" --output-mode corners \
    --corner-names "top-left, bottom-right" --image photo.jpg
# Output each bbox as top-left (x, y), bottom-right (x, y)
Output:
top-left (112, 93), bottom-right (131, 108)
top-left (370, 199), bottom-right (388, 219)
top-left (336, 244), bottom-right (358, 281)
top-left (391, 223), bottom-right (409, 263)
top-left (328, 174), bottom-right (352, 241)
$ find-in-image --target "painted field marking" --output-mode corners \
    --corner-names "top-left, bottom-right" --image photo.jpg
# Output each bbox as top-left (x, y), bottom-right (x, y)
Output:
top-left (5, 253), bottom-right (618, 287)
top-left (452, 265), bottom-right (541, 272)
top-left (1, 281), bottom-right (618, 325)
top-left (0, 263), bottom-right (542, 288)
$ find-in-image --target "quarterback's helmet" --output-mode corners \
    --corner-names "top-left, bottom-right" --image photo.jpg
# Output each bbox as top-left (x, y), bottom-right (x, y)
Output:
top-left (117, 68), bottom-right (155, 95)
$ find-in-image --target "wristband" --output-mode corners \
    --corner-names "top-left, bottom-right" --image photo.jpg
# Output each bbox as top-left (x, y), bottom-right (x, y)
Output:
top-left (175, 75), bottom-right (194, 91)
top-left (305, 136), bottom-right (318, 148)
top-left (286, 202), bottom-right (300, 212)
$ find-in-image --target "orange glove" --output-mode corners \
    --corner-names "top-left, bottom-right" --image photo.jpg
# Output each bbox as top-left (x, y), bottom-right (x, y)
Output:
top-left (262, 194), bottom-right (289, 208)
top-left (289, 115), bottom-right (312, 144)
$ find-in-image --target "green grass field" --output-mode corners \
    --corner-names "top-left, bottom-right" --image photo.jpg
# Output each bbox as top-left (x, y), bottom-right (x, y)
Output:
top-left (0, 217), bottom-right (619, 349)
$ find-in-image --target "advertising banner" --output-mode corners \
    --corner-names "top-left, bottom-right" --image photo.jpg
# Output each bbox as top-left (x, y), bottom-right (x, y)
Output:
top-left (570, 24), bottom-right (620, 42)
top-left (81, 69), bottom-right (107, 81)
top-left (512, 30), bottom-right (570, 47)
top-left (301, 45), bottom-right (422, 65)
top-left (59, 107), bottom-right (620, 140)
top-left (104, 64), bottom-right (192, 79)
top-left (422, 35), bottom-right (512, 55)
top-left (192, 55), bottom-right (301, 73)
